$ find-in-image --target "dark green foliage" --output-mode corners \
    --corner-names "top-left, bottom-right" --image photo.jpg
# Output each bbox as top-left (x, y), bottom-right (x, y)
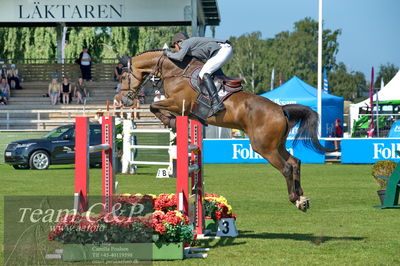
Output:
top-left (329, 63), bottom-right (366, 102)
top-left (162, 223), bottom-right (194, 243)
top-left (0, 26), bottom-right (189, 62)
top-left (374, 63), bottom-right (399, 88)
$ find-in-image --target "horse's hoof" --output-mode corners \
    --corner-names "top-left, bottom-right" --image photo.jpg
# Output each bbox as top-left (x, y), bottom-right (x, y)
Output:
top-left (295, 196), bottom-right (310, 212)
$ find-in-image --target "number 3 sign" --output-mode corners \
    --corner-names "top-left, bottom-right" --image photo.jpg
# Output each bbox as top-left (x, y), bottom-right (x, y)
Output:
top-left (216, 218), bottom-right (238, 237)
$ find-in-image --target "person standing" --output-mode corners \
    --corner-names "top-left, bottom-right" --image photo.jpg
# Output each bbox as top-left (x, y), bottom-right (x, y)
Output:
top-left (163, 32), bottom-right (233, 117)
top-left (331, 119), bottom-right (343, 150)
top-left (78, 46), bottom-right (92, 81)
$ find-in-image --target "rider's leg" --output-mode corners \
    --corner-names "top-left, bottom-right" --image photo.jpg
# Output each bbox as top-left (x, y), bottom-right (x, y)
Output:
top-left (199, 43), bottom-right (233, 78)
top-left (202, 73), bottom-right (224, 116)
top-left (199, 43), bottom-right (233, 116)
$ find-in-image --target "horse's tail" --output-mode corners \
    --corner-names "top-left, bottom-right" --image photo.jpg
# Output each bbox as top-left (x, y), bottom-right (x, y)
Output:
top-left (282, 104), bottom-right (334, 153)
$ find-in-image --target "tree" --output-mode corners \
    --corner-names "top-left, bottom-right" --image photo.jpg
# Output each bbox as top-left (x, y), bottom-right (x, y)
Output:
top-left (224, 32), bottom-right (268, 94)
top-left (375, 63), bottom-right (399, 88)
top-left (223, 18), bottom-right (342, 94)
top-left (329, 63), bottom-right (366, 101)
top-left (137, 26), bottom-right (190, 52)
top-left (268, 18), bottom-right (341, 88)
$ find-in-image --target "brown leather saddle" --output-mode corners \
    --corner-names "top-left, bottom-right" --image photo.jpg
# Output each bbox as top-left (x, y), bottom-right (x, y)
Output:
top-left (189, 67), bottom-right (243, 121)
top-left (189, 67), bottom-right (243, 100)
top-left (214, 71), bottom-right (243, 88)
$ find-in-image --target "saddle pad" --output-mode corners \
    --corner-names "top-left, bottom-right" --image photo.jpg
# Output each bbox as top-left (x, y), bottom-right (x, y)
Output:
top-left (189, 67), bottom-right (242, 102)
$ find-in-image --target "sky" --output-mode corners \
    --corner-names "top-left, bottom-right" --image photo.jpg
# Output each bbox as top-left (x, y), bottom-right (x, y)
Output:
top-left (208, 0), bottom-right (400, 77)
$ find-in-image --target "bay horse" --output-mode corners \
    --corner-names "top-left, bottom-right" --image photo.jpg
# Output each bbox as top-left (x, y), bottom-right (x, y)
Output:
top-left (119, 49), bottom-right (330, 212)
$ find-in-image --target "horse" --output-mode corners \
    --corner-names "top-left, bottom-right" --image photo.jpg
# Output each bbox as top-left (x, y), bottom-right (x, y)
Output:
top-left (118, 49), bottom-right (331, 212)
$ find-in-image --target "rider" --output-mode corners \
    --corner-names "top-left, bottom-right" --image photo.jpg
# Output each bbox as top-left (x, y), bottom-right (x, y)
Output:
top-left (163, 32), bottom-right (233, 117)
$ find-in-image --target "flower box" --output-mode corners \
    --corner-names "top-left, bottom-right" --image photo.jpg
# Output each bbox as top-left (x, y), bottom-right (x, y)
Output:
top-left (62, 242), bottom-right (183, 261)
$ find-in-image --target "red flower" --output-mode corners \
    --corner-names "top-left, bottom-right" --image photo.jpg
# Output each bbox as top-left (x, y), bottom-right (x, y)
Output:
top-left (164, 211), bottom-right (182, 226)
top-left (154, 194), bottom-right (177, 211)
top-left (48, 231), bottom-right (57, 241)
top-left (215, 210), bottom-right (222, 220)
top-left (78, 218), bottom-right (100, 232)
top-left (54, 224), bottom-right (65, 235)
top-left (154, 223), bottom-right (167, 234)
top-left (218, 204), bottom-right (229, 214)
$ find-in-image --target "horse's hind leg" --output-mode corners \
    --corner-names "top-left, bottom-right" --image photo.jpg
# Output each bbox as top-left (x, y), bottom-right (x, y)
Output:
top-left (289, 156), bottom-right (303, 196)
top-left (279, 147), bottom-right (309, 211)
top-left (255, 148), bottom-right (298, 206)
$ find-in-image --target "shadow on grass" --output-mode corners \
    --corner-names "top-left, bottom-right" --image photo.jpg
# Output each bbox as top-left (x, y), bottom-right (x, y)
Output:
top-left (198, 236), bottom-right (247, 249)
top-left (238, 230), bottom-right (365, 245)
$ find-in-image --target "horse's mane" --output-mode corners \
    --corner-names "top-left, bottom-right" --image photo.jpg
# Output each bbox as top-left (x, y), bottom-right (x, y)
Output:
top-left (131, 49), bottom-right (201, 70)
top-left (118, 49), bottom-right (163, 68)
top-left (134, 49), bottom-right (163, 58)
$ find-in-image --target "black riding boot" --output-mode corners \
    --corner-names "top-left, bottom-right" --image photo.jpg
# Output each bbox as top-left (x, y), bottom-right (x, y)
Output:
top-left (202, 73), bottom-right (225, 117)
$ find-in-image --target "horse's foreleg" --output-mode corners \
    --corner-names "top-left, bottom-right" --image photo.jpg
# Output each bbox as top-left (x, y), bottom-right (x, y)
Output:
top-left (150, 99), bottom-right (179, 130)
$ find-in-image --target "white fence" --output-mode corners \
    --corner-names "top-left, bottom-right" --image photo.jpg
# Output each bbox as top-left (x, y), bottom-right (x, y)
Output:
top-left (121, 120), bottom-right (175, 174)
top-left (0, 109), bottom-right (161, 130)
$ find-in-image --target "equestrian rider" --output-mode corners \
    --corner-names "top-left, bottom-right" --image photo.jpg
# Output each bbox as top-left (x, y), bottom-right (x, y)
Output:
top-left (163, 32), bottom-right (233, 117)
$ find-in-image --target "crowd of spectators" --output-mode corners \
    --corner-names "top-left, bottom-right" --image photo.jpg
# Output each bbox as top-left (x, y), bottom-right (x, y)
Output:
top-left (0, 52), bottom-right (167, 108)
top-left (47, 76), bottom-right (90, 106)
top-left (0, 63), bottom-right (23, 105)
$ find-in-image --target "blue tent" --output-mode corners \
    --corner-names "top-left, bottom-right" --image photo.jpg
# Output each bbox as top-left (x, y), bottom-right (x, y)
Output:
top-left (260, 76), bottom-right (344, 137)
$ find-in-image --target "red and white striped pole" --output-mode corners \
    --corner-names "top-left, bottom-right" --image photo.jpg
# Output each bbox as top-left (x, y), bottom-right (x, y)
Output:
top-left (176, 116), bottom-right (204, 235)
top-left (74, 116), bottom-right (115, 213)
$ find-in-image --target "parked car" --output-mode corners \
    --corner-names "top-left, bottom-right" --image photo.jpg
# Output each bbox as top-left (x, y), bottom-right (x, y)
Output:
top-left (4, 124), bottom-right (102, 170)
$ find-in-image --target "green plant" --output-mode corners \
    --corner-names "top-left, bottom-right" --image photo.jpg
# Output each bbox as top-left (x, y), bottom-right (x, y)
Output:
top-left (115, 122), bottom-right (123, 157)
top-left (372, 160), bottom-right (397, 190)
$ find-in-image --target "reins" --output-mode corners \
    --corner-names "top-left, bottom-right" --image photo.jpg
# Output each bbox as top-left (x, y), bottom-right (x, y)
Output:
top-left (120, 52), bottom-right (195, 96)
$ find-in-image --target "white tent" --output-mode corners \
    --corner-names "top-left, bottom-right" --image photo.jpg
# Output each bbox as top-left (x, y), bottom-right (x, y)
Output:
top-left (349, 70), bottom-right (400, 131)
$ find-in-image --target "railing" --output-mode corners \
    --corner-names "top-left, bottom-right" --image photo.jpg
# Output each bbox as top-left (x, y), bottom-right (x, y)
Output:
top-left (0, 58), bottom-right (120, 82)
top-left (0, 58), bottom-right (119, 64)
top-left (0, 109), bottom-right (161, 131)
top-left (352, 113), bottom-right (400, 137)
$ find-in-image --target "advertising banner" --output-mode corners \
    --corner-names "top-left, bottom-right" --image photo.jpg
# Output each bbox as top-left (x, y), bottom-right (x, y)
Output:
top-left (203, 139), bottom-right (326, 164)
top-left (341, 138), bottom-right (400, 163)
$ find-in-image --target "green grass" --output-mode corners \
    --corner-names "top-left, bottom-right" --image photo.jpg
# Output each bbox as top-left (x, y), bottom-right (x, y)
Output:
top-left (1, 163), bottom-right (400, 265)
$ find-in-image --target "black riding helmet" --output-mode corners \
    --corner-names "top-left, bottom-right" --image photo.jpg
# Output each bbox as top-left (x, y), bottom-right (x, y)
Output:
top-left (170, 32), bottom-right (189, 48)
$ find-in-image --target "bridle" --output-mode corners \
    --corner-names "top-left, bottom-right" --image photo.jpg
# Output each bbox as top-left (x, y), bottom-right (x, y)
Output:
top-left (119, 53), bottom-right (193, 106)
